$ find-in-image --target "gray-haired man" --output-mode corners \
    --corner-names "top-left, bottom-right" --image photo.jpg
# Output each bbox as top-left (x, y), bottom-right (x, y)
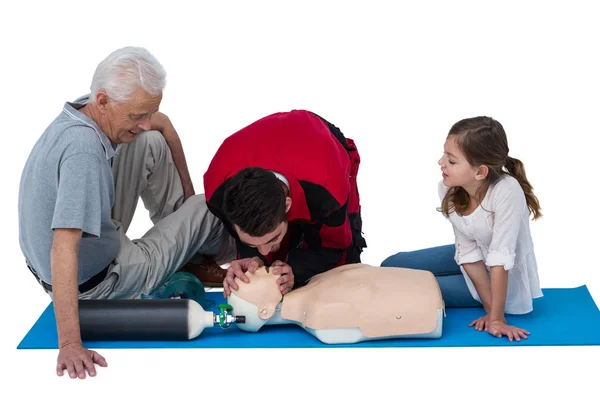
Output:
top-left (18, 46), bottom-right (235, 379)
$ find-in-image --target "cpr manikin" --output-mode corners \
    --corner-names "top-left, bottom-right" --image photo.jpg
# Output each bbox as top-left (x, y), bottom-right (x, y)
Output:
top-left (227, 263), bottom-right (446, 344)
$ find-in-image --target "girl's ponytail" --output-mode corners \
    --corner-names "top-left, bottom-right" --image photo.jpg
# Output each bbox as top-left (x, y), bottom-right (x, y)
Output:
top-left (505, 156), bottom-right (542, 220)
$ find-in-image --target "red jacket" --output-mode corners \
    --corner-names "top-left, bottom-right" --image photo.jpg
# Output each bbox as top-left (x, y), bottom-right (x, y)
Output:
top-left (203, 110), bottom-right (366, 287)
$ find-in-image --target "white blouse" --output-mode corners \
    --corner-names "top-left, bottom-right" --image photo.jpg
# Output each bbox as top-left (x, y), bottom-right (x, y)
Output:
top-left (438, 175), bottom-right (543, 314)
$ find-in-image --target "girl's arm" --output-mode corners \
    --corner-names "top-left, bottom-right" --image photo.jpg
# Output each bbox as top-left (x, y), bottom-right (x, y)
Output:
top-left (485, 178), bottom-right (525, 315)
top-left (485, 177), bottom-right (530, 340)
top-left (489, 265), bottom-right (509, 322)
top-left (462, 260), bottom-right (492, 313)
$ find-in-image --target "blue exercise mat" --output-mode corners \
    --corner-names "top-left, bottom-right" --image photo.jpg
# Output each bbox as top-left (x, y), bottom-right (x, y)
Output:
top-left (17, 285), bottom-right (600, 349)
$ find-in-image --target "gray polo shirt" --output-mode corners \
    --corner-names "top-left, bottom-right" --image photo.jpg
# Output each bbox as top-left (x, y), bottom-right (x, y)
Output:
top-left (18, 95), bottom-right (120, 284)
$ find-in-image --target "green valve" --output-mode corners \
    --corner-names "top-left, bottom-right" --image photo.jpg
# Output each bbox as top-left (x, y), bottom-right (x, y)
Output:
top-left (217, 304), bottom-right (233, 328)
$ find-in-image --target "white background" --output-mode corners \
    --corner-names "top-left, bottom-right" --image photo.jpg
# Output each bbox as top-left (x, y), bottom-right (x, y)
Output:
top-left (1, 1), bottom-right (599, 398)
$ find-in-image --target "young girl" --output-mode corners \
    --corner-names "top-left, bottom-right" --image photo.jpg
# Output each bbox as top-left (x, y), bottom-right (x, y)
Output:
top-left (381, 116), bottom-right (543, 342)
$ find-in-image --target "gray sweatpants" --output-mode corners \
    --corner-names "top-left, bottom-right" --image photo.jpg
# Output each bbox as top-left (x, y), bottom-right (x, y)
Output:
top-left (78, 130), bottom-right (235, 300)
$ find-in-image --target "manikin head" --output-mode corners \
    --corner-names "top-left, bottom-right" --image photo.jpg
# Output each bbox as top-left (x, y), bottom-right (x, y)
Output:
top-left (223, 168), bottom-right (292, 256)
top-left (227, 266), bottom-right (283, 332)
top-left (83, 46), bottom-right (167, 144)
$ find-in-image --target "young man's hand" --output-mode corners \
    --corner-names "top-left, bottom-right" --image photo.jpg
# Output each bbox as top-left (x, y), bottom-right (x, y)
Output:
top-left (222, 257), bottom-right (264, 297)
top-left (271, 260), bottom-right (294, 295)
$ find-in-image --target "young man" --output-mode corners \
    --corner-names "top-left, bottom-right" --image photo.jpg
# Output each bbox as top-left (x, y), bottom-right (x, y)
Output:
top-left (203, 109), bottom-right (367, 297)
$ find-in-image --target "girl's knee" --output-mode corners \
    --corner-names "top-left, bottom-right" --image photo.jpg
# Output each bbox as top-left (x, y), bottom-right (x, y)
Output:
top-left (380, 252), bottom-right (407, 267)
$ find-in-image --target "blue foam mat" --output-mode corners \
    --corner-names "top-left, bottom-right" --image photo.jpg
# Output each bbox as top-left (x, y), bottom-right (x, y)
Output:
top-left (17, 285), bottom-right (600, 349)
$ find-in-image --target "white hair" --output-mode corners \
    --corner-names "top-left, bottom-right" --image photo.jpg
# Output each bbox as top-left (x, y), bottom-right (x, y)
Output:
top-left (89, 46), bottom-right (167, 103)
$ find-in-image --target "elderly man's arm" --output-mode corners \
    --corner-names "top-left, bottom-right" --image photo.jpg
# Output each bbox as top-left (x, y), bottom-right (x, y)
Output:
top-left (52, 228), bottom-right (82, 351)
top-left (151, 112), bottom-right (195, 200)
top-left (52, 228), bottom-right (107, 379)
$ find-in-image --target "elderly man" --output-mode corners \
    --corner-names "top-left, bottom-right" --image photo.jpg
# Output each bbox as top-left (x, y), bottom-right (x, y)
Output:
top-left (18, 46), bottom-right (234, 379)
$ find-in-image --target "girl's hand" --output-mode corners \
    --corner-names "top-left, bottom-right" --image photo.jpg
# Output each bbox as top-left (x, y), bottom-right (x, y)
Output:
top-left (487, 319), bottom-right (530, 342)
top-left (468, 313), bottom-right (506, 332)
top-left (469, 314), bottom-right (490, 332)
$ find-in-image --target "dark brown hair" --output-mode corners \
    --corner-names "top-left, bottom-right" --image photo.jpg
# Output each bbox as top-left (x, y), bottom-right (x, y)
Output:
top-left (440, 116), bottom-right (542, 220)
top-left (223, 167), bottom-right (288, 236)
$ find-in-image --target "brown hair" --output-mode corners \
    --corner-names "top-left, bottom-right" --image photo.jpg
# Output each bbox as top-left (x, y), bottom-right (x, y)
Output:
top-left (440, 116), bottom-right (542, 220)
top-left (223, 167), bottom-right (288, 236)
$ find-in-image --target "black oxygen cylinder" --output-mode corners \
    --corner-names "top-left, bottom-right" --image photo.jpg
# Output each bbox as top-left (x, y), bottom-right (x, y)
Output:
top-left (78, 299), bottom-right (192, 341)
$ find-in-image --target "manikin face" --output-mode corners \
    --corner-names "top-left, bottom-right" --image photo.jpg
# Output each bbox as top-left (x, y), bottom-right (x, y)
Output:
top-left (95, 86), bottom-right (162, 144)
top-left (234, 196), bottom-right (292, 256)
top-left (233, 265), bottom-right (282, 306)
top-left (438, 136), bottom-right (483, 189)
top-left (229, 266), bottom-right (283, 331)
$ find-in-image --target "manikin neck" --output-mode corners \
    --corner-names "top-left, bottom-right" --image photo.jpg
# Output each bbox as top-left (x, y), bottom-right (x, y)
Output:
top-left (228, 293), bottom-right (292, 332)
top-left (264, 302), bottom-right (287, 326)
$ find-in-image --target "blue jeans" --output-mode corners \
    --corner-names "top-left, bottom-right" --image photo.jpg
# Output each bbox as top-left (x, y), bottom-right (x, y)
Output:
top-left (381, 244), bottom-right (481, 308)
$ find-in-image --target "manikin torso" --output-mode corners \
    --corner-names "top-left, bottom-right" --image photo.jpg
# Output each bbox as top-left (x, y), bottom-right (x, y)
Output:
top-left (227, 263), bottom-right (446, 344)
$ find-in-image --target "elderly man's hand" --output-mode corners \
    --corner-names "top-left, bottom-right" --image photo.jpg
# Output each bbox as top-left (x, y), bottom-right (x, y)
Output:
top-left (150, 111), bottom-right (170, 131)
top-left (271, 260), bottom-right (294, 295)
top-left (182, 181), bottom-right (195, 201)
top-left (57, 342), bottom-right (107, 379)
top-left (223, 257), bottom-right (264, 298)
